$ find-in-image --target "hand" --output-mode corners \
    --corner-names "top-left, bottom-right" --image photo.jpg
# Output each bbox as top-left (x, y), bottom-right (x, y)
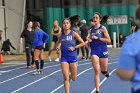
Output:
top-left (85, 41), bottom-right (88, 48)
top-left (56, 48), bottom-right (60, 54)
top-left (69, 47), bottom-right (75, 51)
top-left (90, 35), bottom-right (98, 40)
top-left (32, 48), bottom-right (34, 51)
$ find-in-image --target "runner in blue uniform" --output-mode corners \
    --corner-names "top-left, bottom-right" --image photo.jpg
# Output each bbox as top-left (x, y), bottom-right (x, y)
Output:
top-left (85, 12), bottom-right (111, 93)
top-left (32, 22), bottom-right (49, 74)
top-left (56, 18), bottom-right (85, 93)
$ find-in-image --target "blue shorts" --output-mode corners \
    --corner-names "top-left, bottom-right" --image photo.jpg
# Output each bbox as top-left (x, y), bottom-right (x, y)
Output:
top-left (61, 56), bottom-right (77, 64)
top-left (132, 89), bottom-right (140, 93)
top-left (91, 50), bottom-right (108, 58)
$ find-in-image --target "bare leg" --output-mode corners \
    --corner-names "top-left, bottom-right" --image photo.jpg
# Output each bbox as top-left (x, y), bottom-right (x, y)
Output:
top-left (61, 62), bottom-right (70, 93)
top-left (91, 55), bottom-right (100, 92)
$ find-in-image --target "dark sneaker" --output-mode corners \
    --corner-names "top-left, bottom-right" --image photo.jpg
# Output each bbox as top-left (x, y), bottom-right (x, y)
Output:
top-left (81, 57), bottom-right (85, 60)
top-left (40, 70), bottom-right (43, 74)
top-left (105, 73), bottom-right (109, 78)
top-left (96, 91), bottom-right (99, 93)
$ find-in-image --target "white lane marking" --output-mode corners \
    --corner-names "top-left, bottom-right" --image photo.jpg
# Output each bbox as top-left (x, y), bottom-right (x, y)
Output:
top-left (91, 69), bottom-right (116, 93)
top-left (1, 64), bottom-right (60, 84)
top-left (11, 69), bottom-right (61, 93)
top-left (1, 62), bottom-right (90, 84)
top-left (0, 61), bottom-right (55, 68)
top-left (50, 61), bottom-right (117, 93)
top-left (0, 62), bottom-right (56, 74)
top-left (0, 66), bottom-right (26, 74)
top-left (50, 67), bottom-right (93, 93)
top-left (0, 60), bottom-right (89, 74)
top-left (10, 62), bottom-right (92, 93)
top-left (0, 64), bottom-right (24, 69)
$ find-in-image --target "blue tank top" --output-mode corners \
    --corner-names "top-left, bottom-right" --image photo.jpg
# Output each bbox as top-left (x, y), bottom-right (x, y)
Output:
top-left (90, 25), bottom-right (107, 52)
top-left (60, 30), bottom-right (77, 57)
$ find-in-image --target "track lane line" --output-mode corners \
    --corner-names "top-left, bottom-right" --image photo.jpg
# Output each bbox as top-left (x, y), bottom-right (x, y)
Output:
top-left (10, 62), bottom-right (91, 93)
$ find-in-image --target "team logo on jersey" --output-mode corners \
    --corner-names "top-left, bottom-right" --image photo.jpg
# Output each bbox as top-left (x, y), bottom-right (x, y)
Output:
top-left (96, 29), bottom-right (102, 34)
top-left (66, 36), bottom-right (72, 41)
top-left (61, 35), bottom-right (73, 41)
top-left (103, 51), bottom-right (108, 56)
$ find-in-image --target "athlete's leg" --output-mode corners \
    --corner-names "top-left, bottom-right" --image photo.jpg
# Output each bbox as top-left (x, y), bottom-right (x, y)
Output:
top-left (61, 62), bottom-right (70, 93)
top-left (48, 42), bottom-right (55, 60)
top-left (34, 49), bottom-right (40, 69)
top-left (100, 58), bottom-right (109, 77)
top-left (69, 62), bottom-right (77, 81)
top-left (25, 46), bottom-right (31, 68)
top-left (56, 41), bottom-right (61, 59)
top-left (33, 49), bottom-right (41, 74)
top-left (91, 55), bottom-right (100, 92)
top-left (85, 46), bottom-right (89, 59)
top-left (39, 49), bottom-right (44, 73)
top-left (81, 46), bottom-right (85, 58)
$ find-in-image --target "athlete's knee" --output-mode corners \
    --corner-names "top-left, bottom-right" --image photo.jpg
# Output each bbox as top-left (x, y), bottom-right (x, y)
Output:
top-left (63, 76), bottom-right (69, 81)
top-left (101, 71), bottom-right (109, 78)
top-left (94, 69), bottom-right (100, 76)
top-left (71, 76), bottom-right (76, 81)
top-left (49, 49), bottom-right (53, 52)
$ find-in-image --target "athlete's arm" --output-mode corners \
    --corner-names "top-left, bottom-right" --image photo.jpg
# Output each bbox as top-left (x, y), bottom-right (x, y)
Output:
top-left (99, 26), bottom-right (111, 43)
top-left (73, 31), bottom-right (85, 49)
top-left (116, 38), bottom-right (137, 80)
top-left (56, 27), bottom-right (61, 36)
top-left (56, 32), bottom-right (62, 50)
top-left (51, 28), bottom-right (56, 36)
top-left (116, 69), bottom-right (135, 80)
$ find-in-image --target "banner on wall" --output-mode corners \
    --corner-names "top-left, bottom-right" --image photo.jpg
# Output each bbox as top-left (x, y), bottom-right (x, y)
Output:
top-left (107, 15), bottom-right (128, 25)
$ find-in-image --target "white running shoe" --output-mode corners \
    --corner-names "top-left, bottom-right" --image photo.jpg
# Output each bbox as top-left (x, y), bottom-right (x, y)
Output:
top-left (40, 69), bottom-right (44, 74)
top-left (55, 58), bottom-right (59, 62)
top-left (48, 56), bottom-right (52, 61)
top-left (32, 71), bottom-right (40, 75)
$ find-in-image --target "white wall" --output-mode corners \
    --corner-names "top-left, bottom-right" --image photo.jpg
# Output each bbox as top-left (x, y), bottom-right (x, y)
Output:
top-left (4, 0), bottom-right (26, 53)
top-left (0, 6), bottom-right (5, 41)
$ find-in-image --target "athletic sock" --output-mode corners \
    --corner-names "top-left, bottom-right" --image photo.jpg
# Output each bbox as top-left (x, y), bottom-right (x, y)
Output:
top-left (40, 60), bottom-right (44, 69)
top-left (35, 60), bottom-right (39, 69)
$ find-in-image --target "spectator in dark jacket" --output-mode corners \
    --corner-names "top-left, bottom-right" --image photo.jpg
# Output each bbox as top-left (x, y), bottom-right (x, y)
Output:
top-left (20, 21), bottom-right (34, 68)
top-left (1, 39), bottom-right (16, 55)
top-left (80, 19), bottom-right (89, 59)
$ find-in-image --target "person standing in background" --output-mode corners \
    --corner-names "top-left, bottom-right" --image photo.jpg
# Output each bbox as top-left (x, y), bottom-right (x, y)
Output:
top-left (48, 20), bottom-right (61, 62)
top-left (32, 22), bottom-right (49, 74)
top-left (80, 19), bottom-right (89, 60)
top-left (20, 21), bottom-right (34, 68)
top-left (71, 18), bottom-right (81, 59)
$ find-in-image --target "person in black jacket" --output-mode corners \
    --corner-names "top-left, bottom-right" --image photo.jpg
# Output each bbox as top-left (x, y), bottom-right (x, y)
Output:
top-left (80, 19), bottom-right (89, 60)
top-left (20, 21), bottom-right (34, 68)
top-left (1, 39), bottom-right (16, 55)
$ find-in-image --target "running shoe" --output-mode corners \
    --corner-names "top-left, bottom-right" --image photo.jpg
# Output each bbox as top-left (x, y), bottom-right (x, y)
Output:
top-left (105, 72), bottom-right (109, 78)
top-left (40, 70), bottom-right (43, 74)
top-left (32, 71), bottom-right (40, 75)
top-left (96, 91), bottom-right (99, 93)
top-left (31, 64), bottom-right (35, 68)
top-left (55, 58), bottom-right (59, 62)
top-left (48, 56), bottom-right (52, 61)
